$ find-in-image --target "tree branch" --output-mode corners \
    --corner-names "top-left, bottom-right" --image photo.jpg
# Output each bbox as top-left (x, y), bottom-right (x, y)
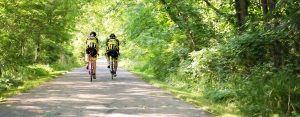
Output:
top-left (159, 0), bottom-right (183, 29)
top-left (203, 0), bottom-right (227, 16)
top-left (202, 0), bottom-right (235, 24)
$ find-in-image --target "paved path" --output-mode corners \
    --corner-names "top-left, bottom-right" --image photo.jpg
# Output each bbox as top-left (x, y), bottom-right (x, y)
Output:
top-left (0, 59), bottom-right (213, 117)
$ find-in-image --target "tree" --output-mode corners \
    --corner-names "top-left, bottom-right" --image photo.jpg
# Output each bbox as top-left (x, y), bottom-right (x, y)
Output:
top-left (235, 0), bottom-right (249, 32)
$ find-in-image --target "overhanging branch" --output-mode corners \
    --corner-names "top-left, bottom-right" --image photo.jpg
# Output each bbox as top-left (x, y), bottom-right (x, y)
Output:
top-left (203, 0), bottom-right (227, 16)
top-left (202, 0), bottom-right (235, 24)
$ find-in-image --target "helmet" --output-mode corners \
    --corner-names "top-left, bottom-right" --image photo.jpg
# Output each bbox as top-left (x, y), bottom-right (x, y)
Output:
top-left (90, 31), bottom-right (96, 37)
top-left (110, 33), bottom-right (116, 39)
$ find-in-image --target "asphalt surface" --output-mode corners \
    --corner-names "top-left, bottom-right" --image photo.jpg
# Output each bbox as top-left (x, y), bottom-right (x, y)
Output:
top-left (0, 59), bottom-right (213, 117)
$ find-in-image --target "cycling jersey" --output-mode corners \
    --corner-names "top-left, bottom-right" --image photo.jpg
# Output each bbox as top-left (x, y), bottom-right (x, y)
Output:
top-left (86, 37), bottom-right (98, 49)
top-left (106, 38), bottom-right (119, 51)
top-left (86, 36), bottom-right (99, 59)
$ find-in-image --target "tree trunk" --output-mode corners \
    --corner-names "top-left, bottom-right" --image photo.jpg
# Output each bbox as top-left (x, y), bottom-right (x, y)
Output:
top-left (272, 40), bottom-right (284, 67)
top-left (261, 0), bottom-right (268, 16)
top-left (159, 0), bottom-right (181, 28)
top-left (268, 0), bottom-right (276, 11)
top-left (34, 35), bottom-right (41, 63)
top-left (235, 0), bottom-right (248, 32)
top-left (239, 0), bottom-right (248, 24)
top-left (186, 28), bottom-right (196, 50)
top-left (263, 0), bottom-right (284, 68)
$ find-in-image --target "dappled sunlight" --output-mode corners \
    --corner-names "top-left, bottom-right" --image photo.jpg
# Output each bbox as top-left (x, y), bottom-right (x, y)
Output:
top-left (50, 81), bottom-right (78, 85)
top-left (85, 105), bottom-right (111, 110)
top-left (120, 87), bottom-right (169, 98)
top-left (0, 0), bottom-right (297, 116)
top-left (15, 106), bottom-right (42, 110)
top-left (47, 90), bottom-right (61, 92)
top-left (0, 60), bottom-right (213, 117)
top-left (75, 94), bottom-right (110, 99)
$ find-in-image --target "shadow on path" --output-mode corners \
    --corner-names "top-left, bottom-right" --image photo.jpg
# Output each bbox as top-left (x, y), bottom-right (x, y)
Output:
top-left (0, 59), bottom-right (213, 117)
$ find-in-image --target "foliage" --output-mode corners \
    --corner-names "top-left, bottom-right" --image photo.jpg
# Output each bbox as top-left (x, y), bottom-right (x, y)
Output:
top-left (0, 0), bottom-right (83, 96)
top-left (106, 0), bottom-right (300, 116)
top-left (0, 0), bottom-right (299, 116)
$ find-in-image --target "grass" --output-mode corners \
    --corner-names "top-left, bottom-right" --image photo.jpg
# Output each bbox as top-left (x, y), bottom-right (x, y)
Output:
top-left (0, 71), bottom-right (67, 102)
top-left (130, 71), bottom-right (240, 117)
top-left (0, 63), bottom-right (80, 102)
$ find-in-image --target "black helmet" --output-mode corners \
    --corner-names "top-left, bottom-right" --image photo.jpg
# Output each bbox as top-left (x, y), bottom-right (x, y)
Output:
top-left (110, 33), bottom-right (116, 39)
top-left (90, 31), bottom-right (96, 37)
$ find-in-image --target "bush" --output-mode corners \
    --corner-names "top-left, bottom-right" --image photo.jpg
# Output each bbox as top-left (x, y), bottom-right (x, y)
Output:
top-left (235, 65), bottom-right (300, 116)
top-left (0, 75), bottom-right (23, 92)
top-left (28, 65), bottom-right (52, 77)
top-left (189, 31), bottom-right (300, 116)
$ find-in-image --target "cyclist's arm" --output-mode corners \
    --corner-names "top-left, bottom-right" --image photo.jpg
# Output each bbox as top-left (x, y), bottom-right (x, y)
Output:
top-left (105, 39), bottom-right (109, 46)
top-left (105, 39), bottom-right (109, 52)
top-left (96, 38), bottom-right (99, 53)
top-left (117, 39), bottom-right (120, 52)
top-left (117, 39), bottom-right (120, 47)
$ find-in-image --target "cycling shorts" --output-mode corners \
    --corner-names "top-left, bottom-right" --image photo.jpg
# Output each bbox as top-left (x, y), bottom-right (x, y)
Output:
top-left (86, 48), bottom-right (97, 57)
top-left (106, 49), bottom-right (119, 59)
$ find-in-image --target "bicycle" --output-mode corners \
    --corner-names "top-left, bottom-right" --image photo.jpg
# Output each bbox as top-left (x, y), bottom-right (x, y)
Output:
top-left (88, 55), bottom-right (96, 82)
top-left (109, 56), bottom-right (117, 80)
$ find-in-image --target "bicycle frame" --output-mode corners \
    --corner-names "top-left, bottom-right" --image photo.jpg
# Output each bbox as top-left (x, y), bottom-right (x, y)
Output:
top-left (110, 56), bottom-right (114, 80)
top-left (89, 56), bottom-right (94, 82)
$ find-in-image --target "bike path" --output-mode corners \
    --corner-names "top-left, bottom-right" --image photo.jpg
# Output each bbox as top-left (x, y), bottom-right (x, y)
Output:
top-left (0, 59), bottom-right (213, 117)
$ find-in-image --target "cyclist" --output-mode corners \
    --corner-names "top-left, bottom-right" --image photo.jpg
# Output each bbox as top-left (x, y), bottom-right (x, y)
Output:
top-left (105, 33), bottom-right (120, 76)
top-left (85, 31), bottom-right (99, 79)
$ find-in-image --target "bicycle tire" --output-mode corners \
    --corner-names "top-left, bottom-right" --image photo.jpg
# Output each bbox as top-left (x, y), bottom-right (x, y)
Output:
top-left (90, 61), bottom-right (93, 82)
top-left (110, 56), bottom-right (114, 80)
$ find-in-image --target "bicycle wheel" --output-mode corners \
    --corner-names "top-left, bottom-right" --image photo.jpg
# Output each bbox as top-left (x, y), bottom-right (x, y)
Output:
top-left (110, 56), bottom-right (114, 80)
top-left (90, 61), bottom-right (93, 82)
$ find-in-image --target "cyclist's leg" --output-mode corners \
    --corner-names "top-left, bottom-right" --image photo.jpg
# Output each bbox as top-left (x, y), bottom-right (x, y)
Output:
top-left (85, 48), bottom-right (91, 69)
top-left (90, 49), bottom-right (97, 75)
top-left (85, 54), bottom-right (89, 69)
top-left (105, 52), bottom-right (110, 68)
top-left (91, 58), bottom-right (96, 79)
top-left (92, 59), bottom-right (96, 74)
top-left (114, 57), bottom-right (118, 72)
top-left (88, 55), bottom-right (92, 74)
top-left (114, 51), bottom-right (119, 72)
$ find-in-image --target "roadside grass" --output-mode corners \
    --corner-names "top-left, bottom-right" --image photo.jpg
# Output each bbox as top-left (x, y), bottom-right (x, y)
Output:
top-left (0, 63), bottom-right (80, 102)
top-left (130, 71), bottom-right (240, 117)
top-left (0, 71), bottom-right (65, 102)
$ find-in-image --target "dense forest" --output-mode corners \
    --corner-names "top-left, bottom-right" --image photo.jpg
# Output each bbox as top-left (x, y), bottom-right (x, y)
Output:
top-left (0, 0), bottom-right (82, 97)
top-left (0, 0), bottom-right (299, 116)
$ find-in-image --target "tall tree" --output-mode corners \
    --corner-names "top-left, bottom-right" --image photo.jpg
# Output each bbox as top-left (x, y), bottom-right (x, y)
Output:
top-left (235, 0), bottom-right (249, 32)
